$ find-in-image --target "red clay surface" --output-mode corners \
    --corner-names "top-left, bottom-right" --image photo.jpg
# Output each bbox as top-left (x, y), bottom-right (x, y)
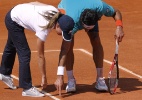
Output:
top-left (0, 0), bottom-right (142, 100)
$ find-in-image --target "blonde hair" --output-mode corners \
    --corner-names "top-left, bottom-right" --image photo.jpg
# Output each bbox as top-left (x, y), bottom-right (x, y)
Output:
top-left (39, 11), bottom-right (60, 29)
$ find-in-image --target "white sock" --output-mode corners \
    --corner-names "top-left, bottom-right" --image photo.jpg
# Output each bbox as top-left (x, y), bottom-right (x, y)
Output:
top-left (66, 70), bottom-right (74, 80)
top-left (96, 68), bottom-right (103, 81)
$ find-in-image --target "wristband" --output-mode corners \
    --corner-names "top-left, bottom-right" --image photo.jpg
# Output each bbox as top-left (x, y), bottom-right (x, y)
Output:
top-left (116, 20), bottom-right (123, 28)
top-left (57, 66), bottom-right (64, 75)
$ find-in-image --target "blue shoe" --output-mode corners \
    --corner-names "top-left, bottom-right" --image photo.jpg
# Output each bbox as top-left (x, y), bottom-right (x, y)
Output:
top-left (95, 77), bottom-right (108, 91)
top-left (66, 79), bottom-right (76, 93)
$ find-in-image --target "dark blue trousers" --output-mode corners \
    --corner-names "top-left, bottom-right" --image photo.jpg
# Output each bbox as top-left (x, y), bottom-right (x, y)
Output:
top-left (0, 10), bottom-right (32, 89)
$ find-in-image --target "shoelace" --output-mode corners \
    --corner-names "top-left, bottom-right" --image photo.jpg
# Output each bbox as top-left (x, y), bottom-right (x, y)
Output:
top-left (9, 77), bottom-right (15, 87)
top-left (3, 76), bottom-right (14, 87)
top-left (68, 80), bottom-right (75, 87)
top-left (30, 87), bottom-right (41, 95)
top-left (98, 78), bottom-right (106, 86)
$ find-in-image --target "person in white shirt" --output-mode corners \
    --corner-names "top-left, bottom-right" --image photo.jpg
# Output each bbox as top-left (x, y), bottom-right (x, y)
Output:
top-left (0, 1), bottom-right (74, 97)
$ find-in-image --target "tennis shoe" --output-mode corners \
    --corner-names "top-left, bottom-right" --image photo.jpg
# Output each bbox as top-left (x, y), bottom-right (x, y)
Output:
top-left (66, 78), bottom-right (76, 93)
top-left (0, 73), bottom-right (17, 89)
top-left (22, 87), bottom-right (45, 97)
top-left (95, 77), bottom-right (108, 91)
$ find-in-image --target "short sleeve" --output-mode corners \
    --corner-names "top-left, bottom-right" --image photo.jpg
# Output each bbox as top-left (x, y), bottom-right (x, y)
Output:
top-left (35, 29), bottom-right (50, 42)
top-left (102, 2), bottom-right (115, 17)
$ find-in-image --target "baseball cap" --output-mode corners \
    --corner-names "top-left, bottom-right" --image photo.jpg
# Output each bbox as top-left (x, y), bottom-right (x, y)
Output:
top-left (58, 15), bottom-right (75, 41)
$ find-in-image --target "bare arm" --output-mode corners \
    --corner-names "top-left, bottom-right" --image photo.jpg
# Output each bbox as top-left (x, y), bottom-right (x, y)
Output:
top-left (113, 8), bottom-right (124, 42)
top-left (37, 38), bottom-right (47, 88)
top-left (54, 40), bottom-right (71, 96)
top-left (113, 9), bottom-right (122, 21)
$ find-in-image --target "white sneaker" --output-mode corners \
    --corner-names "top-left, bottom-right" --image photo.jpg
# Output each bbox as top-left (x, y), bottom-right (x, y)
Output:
top-left (0, 73), bottom-right (17, 89)
top-left (22, 87), bottom-right (45, 97)
top-left (66, 79), bottom-right (76, 93)
top-left (95, 77), bottom-right (108, 91)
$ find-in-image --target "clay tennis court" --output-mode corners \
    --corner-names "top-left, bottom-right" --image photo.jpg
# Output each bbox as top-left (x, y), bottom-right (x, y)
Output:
top-left (0, 0), bottom-right (142, 100)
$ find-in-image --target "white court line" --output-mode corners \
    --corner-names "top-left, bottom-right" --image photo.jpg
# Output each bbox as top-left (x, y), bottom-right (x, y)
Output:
top-left (78, 48), bottom-right (142, 79)
top-left (0, 50), bottom-right (60, 100)
top-left (1, 48), bottom-right (142, 100)
top-left (11, 75), bottom-right (60, 100)
top-left (31, 48), bottom-right (142, 78)
top-left (1, 48), bottom-right (142, 79)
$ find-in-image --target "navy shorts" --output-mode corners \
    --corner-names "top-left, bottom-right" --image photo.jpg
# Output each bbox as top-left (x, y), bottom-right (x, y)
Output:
top-left (88, 22), bottom-right (99, 33)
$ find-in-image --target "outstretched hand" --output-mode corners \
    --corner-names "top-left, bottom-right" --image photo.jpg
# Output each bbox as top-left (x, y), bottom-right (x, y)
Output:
top-left (54, 75), bottom-right (64, 96)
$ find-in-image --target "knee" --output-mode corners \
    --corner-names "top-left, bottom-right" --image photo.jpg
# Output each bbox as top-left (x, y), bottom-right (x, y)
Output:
top-left (90, 36), bottom-right (101, 46)
top-left (20, 49), bottom-right (31, 61)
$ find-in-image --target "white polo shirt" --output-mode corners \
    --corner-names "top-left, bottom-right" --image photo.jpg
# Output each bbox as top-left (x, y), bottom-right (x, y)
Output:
top-left (11, 2), bottom-right (59, 41)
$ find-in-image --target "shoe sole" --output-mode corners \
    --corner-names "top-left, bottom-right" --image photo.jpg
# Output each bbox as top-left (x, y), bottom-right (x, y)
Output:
top-left (22, 93), bottom-right (45, 97)
top-left (3, 81), bottom-right (17, 89)
top-left (0, 74), bottom-right (17, 90)
top-left (66, 88), bottom-right (76, 93)
top-left (95, 86), bottom-right (108, 92)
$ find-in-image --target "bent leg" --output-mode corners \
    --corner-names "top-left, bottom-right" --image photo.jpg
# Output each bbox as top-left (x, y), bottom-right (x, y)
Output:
top-left (66, 37), bottom-right (74, 71)
top-left (65, 37), bottom-right (75, 79)
top-left (86, 22), bottom-right (104, 80)
top-left (65, 37), bottom-right (76, 93)
top-left (87, 31), bottom-right (104, 79)
top-left (87, 24), bottom-right (108, 91)
top-left (5, 10), bottom-right (32, 89)
top-left (0, 34), bottom-right (16, 75)
top-left (12, 30), bottom-right (32, 89)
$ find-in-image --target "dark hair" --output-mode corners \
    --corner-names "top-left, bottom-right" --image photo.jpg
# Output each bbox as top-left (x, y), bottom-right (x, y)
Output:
top-left (80, 9), bottom-right (100, 25)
